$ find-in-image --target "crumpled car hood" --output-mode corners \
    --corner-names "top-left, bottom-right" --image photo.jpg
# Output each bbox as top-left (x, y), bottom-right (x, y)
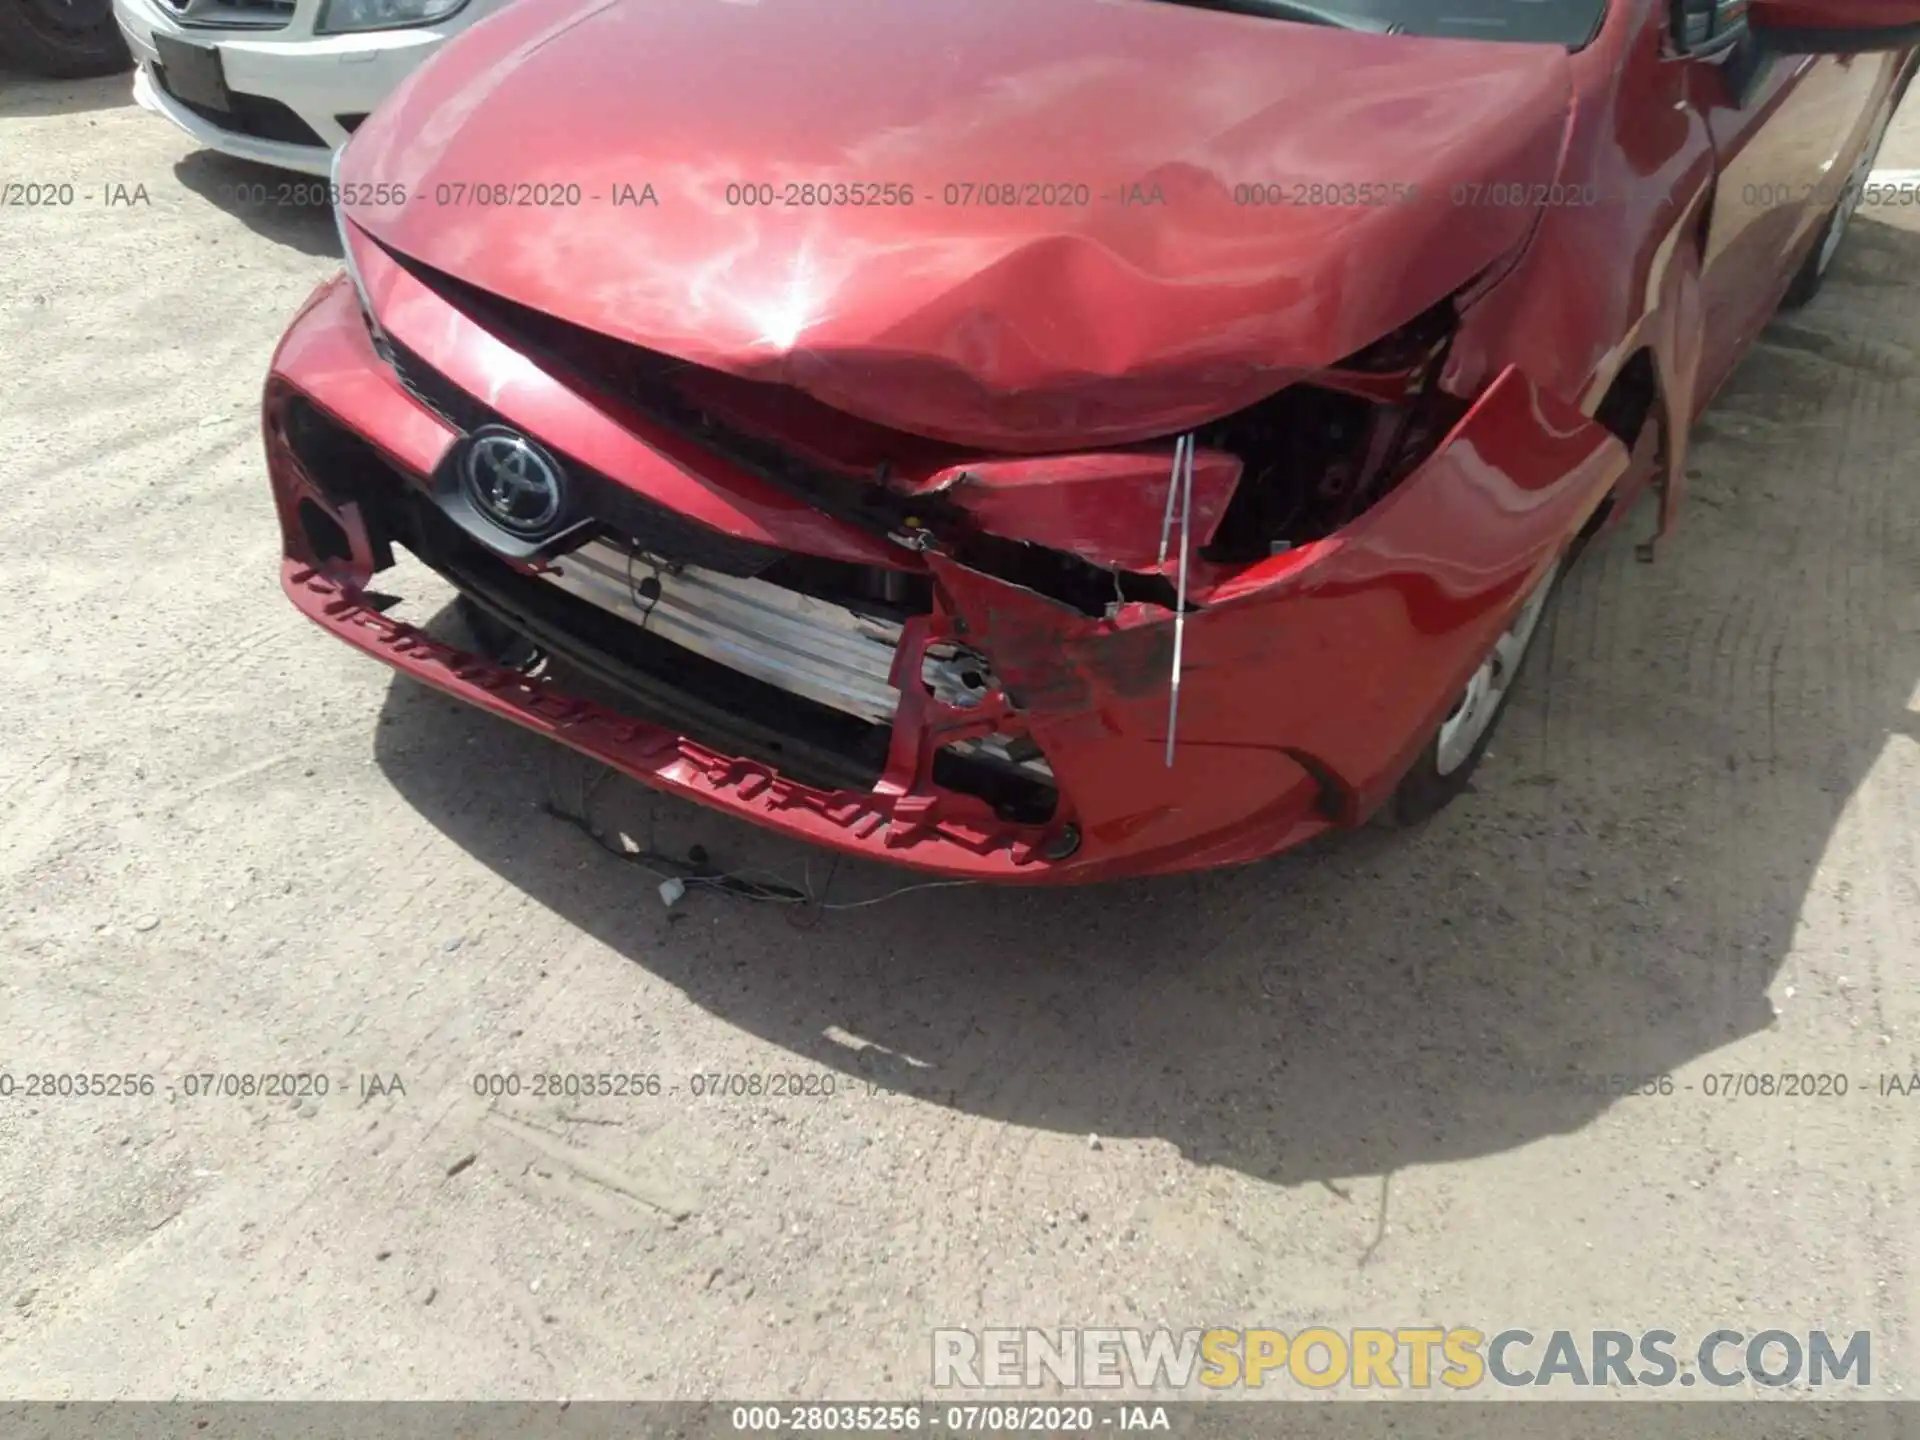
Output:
top-left (344, 0), bottom-right (1573, 450)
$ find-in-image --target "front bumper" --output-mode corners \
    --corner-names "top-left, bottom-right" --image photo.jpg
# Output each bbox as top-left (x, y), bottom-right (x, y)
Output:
top-left (117, 0), bottom-right (464, 171)
top-left (265, 271), bottom-right (1626, 883)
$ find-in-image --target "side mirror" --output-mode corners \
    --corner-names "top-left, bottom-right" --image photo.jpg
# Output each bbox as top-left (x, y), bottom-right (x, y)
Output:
top-left (1748, 0), bottom-right (1920, 53)
top-left (1673, 0), bottom-right (1752, 58)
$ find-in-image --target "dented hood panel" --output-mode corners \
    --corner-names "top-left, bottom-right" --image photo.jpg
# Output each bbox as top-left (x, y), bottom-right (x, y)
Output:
top-left (343, 0), bottom-right (1574, 450)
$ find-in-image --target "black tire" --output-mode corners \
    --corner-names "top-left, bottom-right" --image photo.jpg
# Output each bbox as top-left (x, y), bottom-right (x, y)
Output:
top-left (1382, 556), bottom-right (1565, 828)
top-left (1782, 200), bottom-right (1848, 311)
top-left (0, 0), bottom-right (133, 78)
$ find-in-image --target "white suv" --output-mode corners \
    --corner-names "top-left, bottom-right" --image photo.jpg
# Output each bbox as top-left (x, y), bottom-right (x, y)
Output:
top-left (114, 0), bottom-right (508, 175)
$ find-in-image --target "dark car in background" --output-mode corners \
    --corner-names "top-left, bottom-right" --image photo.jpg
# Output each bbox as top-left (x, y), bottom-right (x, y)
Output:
top-left (0, 0), bottom-right (131, 77)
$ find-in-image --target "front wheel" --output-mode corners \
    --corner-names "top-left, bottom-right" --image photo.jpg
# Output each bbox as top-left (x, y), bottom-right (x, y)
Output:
top-left (1781, 94), bottom-right (1894, 310)
top-left (0, 0), bottom-right (133, 78)
top-left (1384, 554), bottom-right (1563, 827)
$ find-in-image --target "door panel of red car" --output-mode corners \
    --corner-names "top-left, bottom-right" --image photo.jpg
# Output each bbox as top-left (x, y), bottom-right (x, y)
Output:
top-left (1693, 47), bottom-right (1892, 393)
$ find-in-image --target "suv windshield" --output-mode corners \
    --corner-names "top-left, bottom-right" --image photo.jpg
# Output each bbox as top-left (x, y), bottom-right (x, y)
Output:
top-left (1152, 0), bottom-right (1607, 46)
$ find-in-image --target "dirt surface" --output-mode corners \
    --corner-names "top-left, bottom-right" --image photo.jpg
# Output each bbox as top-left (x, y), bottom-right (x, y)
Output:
top-left (3, 66), bottom-right (1920, 1405)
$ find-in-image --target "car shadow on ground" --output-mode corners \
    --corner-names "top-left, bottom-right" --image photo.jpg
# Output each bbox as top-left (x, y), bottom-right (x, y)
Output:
top-left (171, 149), bottom-right (340, 257)
top-left (0, 69), bottom-right (132, 118)
top-left (366, 216), bottom-right (1920, 1189)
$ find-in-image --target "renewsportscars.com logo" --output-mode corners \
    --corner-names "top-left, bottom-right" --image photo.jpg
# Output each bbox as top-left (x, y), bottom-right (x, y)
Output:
top-left (931, 1327), bottom-right (1872, 1392)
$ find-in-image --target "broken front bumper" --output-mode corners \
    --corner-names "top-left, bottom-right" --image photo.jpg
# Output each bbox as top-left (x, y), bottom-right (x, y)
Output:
top-left (264, 272), bottom-right (1625, 884)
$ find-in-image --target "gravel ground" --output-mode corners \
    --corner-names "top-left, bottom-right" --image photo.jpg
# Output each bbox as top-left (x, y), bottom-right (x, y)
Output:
top-left (2, 65), bottom-right (1919, 1404)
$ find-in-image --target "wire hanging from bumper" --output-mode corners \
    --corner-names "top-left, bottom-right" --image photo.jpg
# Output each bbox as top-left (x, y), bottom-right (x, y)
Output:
top-left (1161, 433), bottom-right (1195, 768)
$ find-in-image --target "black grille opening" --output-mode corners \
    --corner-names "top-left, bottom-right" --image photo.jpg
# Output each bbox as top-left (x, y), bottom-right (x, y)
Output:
top-left (387, 339), bottom-right (492, 432)
top-left (296, 396), bottom-right (1057, 824)
top-left (156, 78), bottom-right (324, 147)
top-left (290, 399), bottom-right (882, 787)
top-left (932, 745), bottom-right (1058, 825)
top-left (424, 504), bottom-right (1058, 821)
top-left (390, 492), bottom-right (893, 793)
top-left (280, 394), bottom-right (405, 569)
top-left (283, 394), bottom-right (408, 509)
top-left (757, 552), bottom-right (932, 618)
top-left (336, 113), bottom-right (369, 134)
top-left (169, 0), bottom-right (296, 15)
top-left (297, 499), bottom-right (351, 565)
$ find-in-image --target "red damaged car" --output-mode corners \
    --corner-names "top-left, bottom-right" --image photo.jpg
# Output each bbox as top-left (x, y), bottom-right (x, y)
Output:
top-left (265, 0), bottom-right (1919, 883)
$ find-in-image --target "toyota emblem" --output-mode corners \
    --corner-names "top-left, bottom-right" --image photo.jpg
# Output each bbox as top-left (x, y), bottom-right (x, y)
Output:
top-left (461, 428), bottom-right (565, 537)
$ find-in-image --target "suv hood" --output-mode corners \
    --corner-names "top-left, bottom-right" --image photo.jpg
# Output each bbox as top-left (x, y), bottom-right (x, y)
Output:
top-left (343, 0), bottom-right (1574, 450)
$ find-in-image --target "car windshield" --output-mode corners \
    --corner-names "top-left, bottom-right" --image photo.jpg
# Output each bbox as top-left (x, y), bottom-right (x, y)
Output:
top-left (1148, 0), bottom-right (1607, 46)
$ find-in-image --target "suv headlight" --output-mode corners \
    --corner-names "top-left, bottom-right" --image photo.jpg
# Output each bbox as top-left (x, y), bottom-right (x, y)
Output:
top-left (316, 0), bottom-right (467, 34)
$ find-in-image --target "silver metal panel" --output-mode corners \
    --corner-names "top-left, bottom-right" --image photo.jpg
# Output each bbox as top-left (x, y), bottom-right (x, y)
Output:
top-left (545, 542), bottom-right (905, 724)
top-left (541, 540), bottom-right (1053, 782)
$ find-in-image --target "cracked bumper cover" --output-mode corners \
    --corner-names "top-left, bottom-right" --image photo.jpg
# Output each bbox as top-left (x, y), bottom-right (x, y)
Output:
top-left (266, 274), bottom-right (1626, 883)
